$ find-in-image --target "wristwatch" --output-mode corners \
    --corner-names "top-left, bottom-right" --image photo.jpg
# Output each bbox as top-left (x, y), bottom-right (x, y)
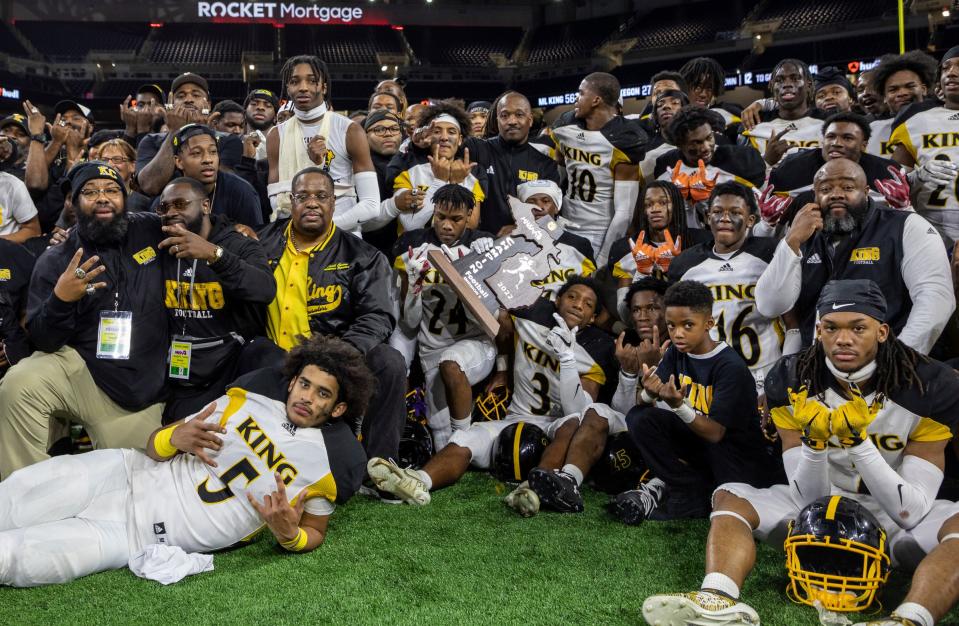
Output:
top-left (207, 245), bottom-right (224, 266)
top-left (29, 133), bottom-right (45, 143)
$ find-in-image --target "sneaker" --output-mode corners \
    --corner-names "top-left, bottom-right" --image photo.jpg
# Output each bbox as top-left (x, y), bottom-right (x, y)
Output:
top-left (608, 479), bottom-right (666, 525)
top-left (358, 481), bottom-right (403, 504)
top-left (504, 481), bottom-right (540, 517)
top-left (642, 590), bottom-right (760, 625)
top-left (366, 457), bottom-right (431, 505)
top-left (528, 468), bottom-right (584, 513)
top-left (852, 617), bottom-right (917, 626)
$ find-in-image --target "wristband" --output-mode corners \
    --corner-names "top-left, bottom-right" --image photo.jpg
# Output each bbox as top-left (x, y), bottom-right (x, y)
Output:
top-left (620, 370), bottom-right (638, 381)
top-left (640, 389), bottom-right (655, 404)
top-left (675, 403), bottom-right (697, 424)
top-left (280, 527), bottom-right (309, 552)
top-left (496, 355), bottom-right (508, 372)
top-left (153, 423), bottom-right (180, 457)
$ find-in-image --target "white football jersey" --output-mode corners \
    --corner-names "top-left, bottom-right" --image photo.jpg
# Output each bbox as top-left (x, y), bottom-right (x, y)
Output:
top-left (669, 236), bottom-right (783, 385)
top-left (278, 112), bottom-right (356, 214)
top-left (867, 117), bottom-right (895, 158)
top-left (888, 102), bottom-right (959, 241)
top-left (507, 299), bottom-right (613, 418)
top-left (393, 228), bottom-right (488, 352)
top-left (393, 162), bottom-right (486, 233)
top-left (550, 112), bottom-right (645, 246)
top-left (741, 116), bottom-right (823, 161)
top-left (528, 231), bottom-right (596, 300)
top-left (127, 388), bottom-right (338, 553)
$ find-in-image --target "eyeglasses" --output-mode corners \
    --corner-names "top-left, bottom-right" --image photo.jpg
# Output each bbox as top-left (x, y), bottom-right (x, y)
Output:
top-left (291, 191), bottom-right (333, 204)
top-left (156, 198), bottom-right (197, 214)
top-left (101, 156), bottom-right (131, 165)
top-left (368, 125), bottom-right (402, 137)
top-left (79, 186), bottom-right (123, 199)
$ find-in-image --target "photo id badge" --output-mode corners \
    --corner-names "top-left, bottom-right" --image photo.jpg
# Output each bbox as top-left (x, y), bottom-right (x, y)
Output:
top-left (97, 311), bottom-right (132, 360)
top-left (169, 339), bottom-right (192, 380)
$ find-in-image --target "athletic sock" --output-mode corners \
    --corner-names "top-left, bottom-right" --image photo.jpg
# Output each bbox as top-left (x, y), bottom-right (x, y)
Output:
top-left (700, 572), bottom-right (740, 600)
top-left (415, 470), bottom-right (433, 491)
top-left (561, 464), bottom-right (584, 485)
top-left (450, 417), bottom-right (471, 431)
top-left (894, 602), bottom-right (933, 626)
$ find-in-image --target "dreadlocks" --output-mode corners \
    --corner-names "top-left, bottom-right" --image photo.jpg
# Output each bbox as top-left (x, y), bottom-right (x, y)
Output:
top-left (795, 329), bottom-right (927, 398)
top-left (629, 180), bottom-right (690, 244)
top-left (679, 57), bottom-right (726, 98)
top-left (280, 55), bottom-right (332, 105)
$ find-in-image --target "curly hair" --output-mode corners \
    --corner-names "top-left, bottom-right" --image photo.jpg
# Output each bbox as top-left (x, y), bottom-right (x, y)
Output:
top-left (556, 274), bottom-right (604, 314)
top-left (418, 100), bottom-right (472, 138)
top-left (650, 70), bottom-right (688, 93)
top-left (708, 180), bottom-right (759, 216)
top-left (433, 183), bottom-right (475, 213)
top-left (872, 50), bottom-right (938, 95)
top-left (665, 104), bottom-right (725, 146)
top-left (283, 335), bottom-right (375, 425)
top-left (664, 280), bottom-right (713, 314)
top-left (624, 276), bottom-right (669, 307)
top-left (280, 55), bottom-right (332, 105)
top-left (821, 111), bottom-right (872, 141)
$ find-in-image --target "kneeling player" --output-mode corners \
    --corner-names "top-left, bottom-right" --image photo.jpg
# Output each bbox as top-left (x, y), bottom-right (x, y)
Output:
top-left (366, 276), bottom-right (616, 508)
top-left (642, 280), bottom-right (959, 626)
top-left (0, 336), bottom-right (371, 587)
top-left (612, 280), bottom-right (779, 524)
top-left (394, 184), bottom-right (496, 449)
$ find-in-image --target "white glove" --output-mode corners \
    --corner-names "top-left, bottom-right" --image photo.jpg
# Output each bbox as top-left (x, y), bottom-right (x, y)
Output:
top-left (440, 244), bottom-right (466, 261)
top-left (546, 312), bottom-right (577, 364)
top-left (405, 246), bottom-right (431, 297)
top-left (911, 159), bottom-right (959, 191)
top-left (470, 237), bottom-right (495, 254)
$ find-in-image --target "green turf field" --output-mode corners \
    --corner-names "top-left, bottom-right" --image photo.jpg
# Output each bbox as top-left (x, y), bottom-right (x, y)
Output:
top-left (0, 472), bottom-right (952, 626)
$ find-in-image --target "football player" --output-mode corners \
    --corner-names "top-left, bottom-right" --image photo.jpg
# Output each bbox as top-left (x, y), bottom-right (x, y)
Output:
top-left (0, 335), bottom-right (371, 587)
top-left (870, 50), bottom-right (938, 157)
top-left (365, 276), bottom-right (616, 509)
top-left (393, 184), bottom-right (497, 449)
top-left (550, 72), bottom-right (646, 265)
top-left (654, 106), bottom-right (766, 227)
top-left (639, 89), bottom-right (687, 185)
top-left (679, 56), bottom-right (744, 142)
top-left (889, 46), bottom-right (959, 243)
top-left (513, 179), bottom-right (596, 299)
top-left (609, 280), bottom-right (779, 524)
top-left (740, 59), bottom-right (824, 167)
top-left (641, 280), bottom-right (959, 626)
top-left (668, 182), bottom-right (782, 387)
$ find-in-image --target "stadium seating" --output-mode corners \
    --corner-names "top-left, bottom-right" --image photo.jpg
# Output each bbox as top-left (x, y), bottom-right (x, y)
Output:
top-left (285, 26), bottom-right (404, 65)
top-left (404, 27), bottom-right (522, 66)
top-left (16, 22), bottom-right (148, 61)
top-left (612, 4), bottom-right (742, 50)
top-left (755, 0), bottom-right (884, 32)
top-left (526, 17), bottom-right (621, 65)
top-left (150, 24), bottom-right (271, 65)
top-left (0, 24), bottom-right (30, 58)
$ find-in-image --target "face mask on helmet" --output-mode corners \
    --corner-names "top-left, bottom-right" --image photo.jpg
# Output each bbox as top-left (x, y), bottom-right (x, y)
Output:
top-left (473, 387), bottom-right (510, 422)
top-left (588, 432), bottom-right (649, 494)
top-left (784, 495), bottom-right (890, 613)
top-left (490, 421), bottom-right (548, 483)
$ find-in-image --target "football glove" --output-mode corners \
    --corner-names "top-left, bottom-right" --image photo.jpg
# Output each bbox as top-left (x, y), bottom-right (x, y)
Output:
top-left (910, 158), bottom-right (958, 192)
top-left (629, 232), bottom-right (657, 276)
top-left (470, 237), bottom-right (495, 255)
top-left (652, 230), bottom-right (682, 273)
top-left (546, 312), bottom-right (577, 364)
top-left (831, 383), bottom-right (882, 448)
top-left (873, 165), bottom-right (912, 210)
top-left (758, 183), bottom-right (793, 226)
top-left (789, 386), bottom-right (833, 450)
top-left (405, 246), bottom-right (431, 296)
top-left (687, 159), bottom-right (720, 203)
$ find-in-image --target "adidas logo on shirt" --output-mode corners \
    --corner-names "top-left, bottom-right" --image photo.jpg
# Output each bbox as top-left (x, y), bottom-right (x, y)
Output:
top-left (928, 227), bottom-right (938, 235)
top-left (949, 113), bottom-right (959, 121)
top-left (487, 165), bottom-right (495, 174)
top-left (784, 123), bottom-right (798, 132)
top-left (806, 253), bottom-right (822, 264)
top-left (576, 131), bottom-right (586, 141)
top-left (182, 267), bottom-right (194, 278)
top-left (718, 263), bottom-right (734, 272)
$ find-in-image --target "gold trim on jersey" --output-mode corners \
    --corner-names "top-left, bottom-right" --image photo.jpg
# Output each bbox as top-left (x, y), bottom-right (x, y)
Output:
top-left (609, 146), bottom-right (637, 172)
top-left (584, 362), bottom-right (606, 386)
top-left (888, 124), bottom-right (918, 160)
top-left (394, 169), bottom-right (413, 191)
top-left (219, 388), bottom-right (249, 428)
top-left (581, 258), bottom-right (597, 276)
top-left (293, 472), bottom-right (338, 505)
top-left (909, 416), bottom-right (953, 442)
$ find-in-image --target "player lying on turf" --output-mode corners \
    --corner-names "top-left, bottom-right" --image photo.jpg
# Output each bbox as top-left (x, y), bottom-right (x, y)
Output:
top-left (0, 335), bottom-right (370, 587)
top-left (641, 279), bottom-right (959, 626)
top-left (366, 276), bottom-right (617, 511)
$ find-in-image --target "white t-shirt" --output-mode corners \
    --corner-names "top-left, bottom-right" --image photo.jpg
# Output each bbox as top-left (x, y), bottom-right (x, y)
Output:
top-left (0, 172), bottom-right (37, 236)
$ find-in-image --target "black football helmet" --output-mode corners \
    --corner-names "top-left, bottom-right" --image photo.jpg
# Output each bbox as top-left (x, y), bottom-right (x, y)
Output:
top-left (397, 419), bottom-right (434, 469)
top-left (785, 495), bottom-right (891, 612)
top-left (588, 432), bottom-right (648, 494)
top-left (473, 386), bottom-right (510, 421)
top-left (490, 421), bottom-right (548, 483)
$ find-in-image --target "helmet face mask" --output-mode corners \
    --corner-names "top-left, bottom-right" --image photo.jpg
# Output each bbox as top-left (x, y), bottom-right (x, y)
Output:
top-left (784, 496), bottom-right (890, 612)
top-left (473, 387), bottom-right (510, 422)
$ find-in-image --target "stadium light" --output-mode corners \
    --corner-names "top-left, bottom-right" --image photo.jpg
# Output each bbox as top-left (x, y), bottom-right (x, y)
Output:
top-left (944, 8), bottom-right (951, 17)
top-left (381, 65), bottom-right (388, 71)
top-left (249, 64), bottom-right (255, 70)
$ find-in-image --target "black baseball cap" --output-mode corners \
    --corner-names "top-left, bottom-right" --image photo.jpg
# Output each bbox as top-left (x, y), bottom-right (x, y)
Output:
top-left (172, 124), bottom-right (217, 154)
top-left (0, 113), bottom-right (29, 135)
top-left (136, 83), bottom-right (165, 103)
top-left (244, 88), bottom-right (279, 111)
top-left (171, 73), bottom-right (210, 97)
top-left (54, 100), bottom-right (94, 124)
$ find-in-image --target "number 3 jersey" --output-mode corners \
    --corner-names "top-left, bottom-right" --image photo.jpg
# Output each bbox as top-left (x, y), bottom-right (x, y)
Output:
top-left (507, 298), bottom-right (616, 418)
top-left (668, 236), bottom-right (783, 386)
top-left (126, 387), bottom-right (353, 554)
top-left (392, 228), bottom-right (494, 353)
top-left (766, 353), bottom-right (959, 494)
top-left (888, 100), bottom-right (959, 241)
top-left (549, 111), bottom-right (646, 247)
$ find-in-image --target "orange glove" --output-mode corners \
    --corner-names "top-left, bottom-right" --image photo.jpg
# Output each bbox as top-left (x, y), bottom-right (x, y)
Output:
top-left (670, 161), bottom-right (691, 198)
top-left (653, 230), bottom-right (682, 273)
top-left (687, 159), bottom-right (719, 203)
top-left (629, 231), bottom-right (657, 275)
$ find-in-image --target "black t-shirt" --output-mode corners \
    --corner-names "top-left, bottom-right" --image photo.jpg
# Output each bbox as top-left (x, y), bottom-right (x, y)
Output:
top-left (0, 239), bottom-right (35, 366)
top-left (149, 170), bottom-right (262, 227)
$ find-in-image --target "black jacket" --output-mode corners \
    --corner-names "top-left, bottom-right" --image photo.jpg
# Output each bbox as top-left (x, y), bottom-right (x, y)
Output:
top-left (149, 171), bottom-right (263, 228)
top-left (469, 136), bottom-right (561, 235)
top-left (0, 239), bottom-right (35, 367)
top-left (361, 150), bottom-right (399, 255)
top-left (770, 148), bottom-right (899, 211)
top-left (258, 220), bottom-right (396, 355)
top-left (162, 213), bottom-right (276, 340)
top-left (26, 212), bottom-right (169, 410)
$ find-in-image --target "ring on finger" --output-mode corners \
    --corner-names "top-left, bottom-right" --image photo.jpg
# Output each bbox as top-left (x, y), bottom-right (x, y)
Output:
top-left (173, 244), bottom-right (179, 254)
top-left (85, 285), bottom-right (96, 296)
top-left (31, 108), bottom-right (38, 114)
top-left (74, 267), bottom-right (86, 280)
